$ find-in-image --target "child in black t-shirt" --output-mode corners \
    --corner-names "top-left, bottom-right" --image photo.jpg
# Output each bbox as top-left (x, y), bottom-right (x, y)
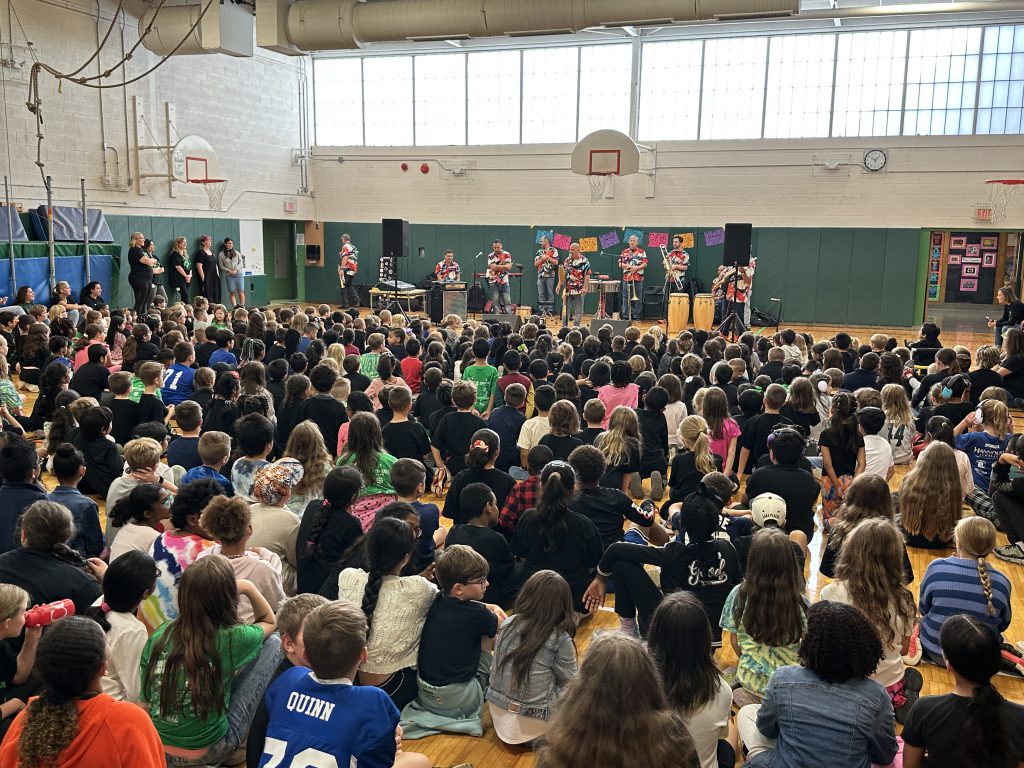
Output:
top-left (446, 482), bottom-right (517, 604)
top-left (819, 391), bottom-right (866, 526)
top-left (382, 388), bottom-right (433, 485)
top-left (107, 371), bottom-right (141, 447)
top-left (412, 367), bottom-right (443, 433)
top-left (736, 383), bottom-right (791, 477)
top-left (579, 399), bottom-right (605, 445)
top-left (634, 385), bottom-right (669, 500)
top-left (403, 545), bottom-right (500, 737)
top-left (539, 401), bottom-right (583, 462)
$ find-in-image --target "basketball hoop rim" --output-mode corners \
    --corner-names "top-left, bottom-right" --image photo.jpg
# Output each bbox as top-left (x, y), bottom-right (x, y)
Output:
top-left (188, 178), bottom-right (226, 185)
top-left (986, 179), bottom-right (1024, 185)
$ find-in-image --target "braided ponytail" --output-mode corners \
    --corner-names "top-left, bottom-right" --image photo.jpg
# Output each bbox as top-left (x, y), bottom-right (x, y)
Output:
top-left (537, 462), bottom-right (575, 553)
top-left (301, 467), bottom-right (362, 562)
top-left (955, 516), bottom-right (999, 617)
top-left (360, 517), bottom-right (415, 631)
top-left (977, 556), bottom-right (996, 616)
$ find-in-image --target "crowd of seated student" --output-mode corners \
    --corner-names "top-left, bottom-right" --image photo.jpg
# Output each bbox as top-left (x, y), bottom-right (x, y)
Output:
top-left (5, 303), bottom-right (1024, 765)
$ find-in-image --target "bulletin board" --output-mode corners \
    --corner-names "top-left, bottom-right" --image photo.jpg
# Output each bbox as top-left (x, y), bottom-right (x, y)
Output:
top-left (943, 230), bottom-right (1001, 304)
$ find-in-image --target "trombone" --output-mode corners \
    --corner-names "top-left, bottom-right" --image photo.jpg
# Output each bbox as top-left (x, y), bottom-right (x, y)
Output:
top-left (623, 263), bottom-right (639, 319)
top-left (661, 245), bottom-right (684, 291)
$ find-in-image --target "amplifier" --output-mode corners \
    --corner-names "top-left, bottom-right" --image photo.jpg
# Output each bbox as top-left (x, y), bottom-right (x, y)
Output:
top-left (429, 287), bottom-right (467, 322)
top-left (433, 281), bottom-right (467, 291)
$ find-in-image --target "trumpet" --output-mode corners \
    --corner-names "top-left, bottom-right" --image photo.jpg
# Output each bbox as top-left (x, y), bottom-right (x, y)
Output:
top-left (661, 245), bottom-right (684, 291)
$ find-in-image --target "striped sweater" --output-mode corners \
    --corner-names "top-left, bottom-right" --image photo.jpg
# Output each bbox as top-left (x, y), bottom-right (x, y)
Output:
top-left (919, 555), bottom-right (1012, 657)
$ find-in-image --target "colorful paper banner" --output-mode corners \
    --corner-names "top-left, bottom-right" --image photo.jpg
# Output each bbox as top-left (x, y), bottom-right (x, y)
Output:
top-left (553, 233), bottom-right (571, 250)
top-left (535, 229), bottom-right (553, 244)
top-left (579, 237), bottom-right (598, 253)
top-left (624, 228), bottom-right (643, 244)
top-left (648, 232), bottom-right (669, 248)
top-left (704, 229), bottom-right (725, 247)
top-left (681, 233), bottom-right (695, 249)
top-left (598, 231), bottom-right (620, 250)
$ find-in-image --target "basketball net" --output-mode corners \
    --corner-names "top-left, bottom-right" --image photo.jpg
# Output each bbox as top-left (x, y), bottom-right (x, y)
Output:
top-left (587, 173), bottom-right (612, 202)
top-left (986, 179), bottom-right (1024, 224)
top-left (190, 179), bottom-right (227, 211)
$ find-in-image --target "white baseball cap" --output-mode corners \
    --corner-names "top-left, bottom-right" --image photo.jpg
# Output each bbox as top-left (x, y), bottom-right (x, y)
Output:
top-left (751, 492), bottom-right (787, 528)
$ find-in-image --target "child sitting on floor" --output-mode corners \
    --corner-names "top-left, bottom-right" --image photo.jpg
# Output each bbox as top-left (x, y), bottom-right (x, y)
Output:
top-left (447, 483), bottom-right (517, 604)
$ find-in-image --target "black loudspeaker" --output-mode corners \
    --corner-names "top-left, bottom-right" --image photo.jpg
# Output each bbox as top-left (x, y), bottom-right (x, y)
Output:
top-left (486, 313), bottom-right (522, 330)
top-left (304, 244), bottom-right (321, 264)
top-left (724, 223), bottom-right (753, 267)
top-left (643, 286), bottom-right (664, 320)
top-left (594, 318), bottom-right (632, 336)
top-left (467, 283), bottom-right (485, 312)
top-left (382, 218), bottom-right (409, 259)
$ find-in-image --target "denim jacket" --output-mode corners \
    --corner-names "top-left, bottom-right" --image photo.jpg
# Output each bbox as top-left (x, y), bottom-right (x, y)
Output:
top-left (747, 665), bottom-right (898, 768)
top-left (485, 615), bottom-right (577, 721)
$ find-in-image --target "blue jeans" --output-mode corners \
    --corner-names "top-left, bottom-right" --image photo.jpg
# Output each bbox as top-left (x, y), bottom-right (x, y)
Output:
top-left (490, 281), bottom-right (511, 313)
top-left (622, 279), bottom-right (643, 320)
top-left (165, 634), bottom-right (283, 767)
top-left (566, 293), bottom-right (584, 326)
top-left (537, 276), bottom-right (556, 313)
top-left (226, 273), bottom-right (245, 296)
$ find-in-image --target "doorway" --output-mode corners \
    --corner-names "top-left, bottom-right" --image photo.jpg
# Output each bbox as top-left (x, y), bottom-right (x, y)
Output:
top-left (263, 220), bottom-right (297, 301)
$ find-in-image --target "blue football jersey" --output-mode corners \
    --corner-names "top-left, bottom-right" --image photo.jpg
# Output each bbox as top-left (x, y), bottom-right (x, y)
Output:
top-left (258, 666), bottom-right (399, 768)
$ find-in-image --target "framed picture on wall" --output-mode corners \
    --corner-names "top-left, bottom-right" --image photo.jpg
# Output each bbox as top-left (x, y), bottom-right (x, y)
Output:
top-left (928, 284), bottom-right (939, 299)
top-left (960, 277), bottom-right (978, 292)
top-left (930, 258), bottom-right (941, 271)
top-left (967, 244), bottom-right (981, 257)
top-left (951, 236), bottom-right (968, 249)
top-left (949, 253), bottom-right (961, 264)
top-left (982, 236), bottom-right (998, 248)
top-left (983, 251), bottom-right (997, 267)
top-left (932, 233), bottom-right (943, 246)
top-left (930, 273), bottom-right (940, 285)
top-left (963, 264), bottom-right (979, 277)
top-left (931, 246), bottom-right (942, 258)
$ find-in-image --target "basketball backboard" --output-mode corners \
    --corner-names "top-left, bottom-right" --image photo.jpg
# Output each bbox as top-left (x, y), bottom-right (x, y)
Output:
top-left (171, 135), bottom-right (221, 182)
top-left (570, 130), bottom-right (641, 177)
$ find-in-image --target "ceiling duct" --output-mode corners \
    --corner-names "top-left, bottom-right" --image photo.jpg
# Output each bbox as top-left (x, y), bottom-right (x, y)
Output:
top-left (281, 0), bottom-right (798, 51)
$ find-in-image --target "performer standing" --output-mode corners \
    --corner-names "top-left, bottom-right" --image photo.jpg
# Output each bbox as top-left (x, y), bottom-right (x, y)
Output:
top-left (488, 239), bottom-right (513, 314)
top-left (534, 236), bottom-right (560, 317)
top-left (339, 233), bottom-right (360, 309)
top-left (557, 242), bottom-right (591, 327)
top-left (434, 249), bottom-right (462, 283)
top-left (666, 235), bottom-right (689, 293)
top-left (619, 235), bottom-right (647, 321)
top-left (715, 257), bottom-right (757, 326)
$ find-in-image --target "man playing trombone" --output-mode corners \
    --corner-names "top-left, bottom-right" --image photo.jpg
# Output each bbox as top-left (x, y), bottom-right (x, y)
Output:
top-left (664, 234), bottom-right (689, 293)
top-left (619, 235), bottom-right (647, 321)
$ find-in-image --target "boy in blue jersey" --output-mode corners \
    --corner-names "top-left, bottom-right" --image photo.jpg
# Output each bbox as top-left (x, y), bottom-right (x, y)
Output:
top-left (161, 341), bottom-right (197, 405)
top-left (257, 600), bottom-right (430, 768)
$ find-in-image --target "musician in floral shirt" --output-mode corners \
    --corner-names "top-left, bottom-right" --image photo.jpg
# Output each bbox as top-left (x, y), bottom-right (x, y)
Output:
top-left (434, 249), bottom-right (462, 283)
top-left (619, 235), bottom-right (647, 320)
top-left (558, 242), bottom-right (592, 327)
top-left (534, 236), bottom-right (560, 317)
top-left (488, 239), bottom-right (513, 314)
top-left (339, 234), bottom-right (360, 308)
top-left (666, 235), bottom-right (690, 293)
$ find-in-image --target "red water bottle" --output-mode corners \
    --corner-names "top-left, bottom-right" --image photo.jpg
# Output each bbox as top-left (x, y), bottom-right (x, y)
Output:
top-left (24, 599), bottom-right (75, 628)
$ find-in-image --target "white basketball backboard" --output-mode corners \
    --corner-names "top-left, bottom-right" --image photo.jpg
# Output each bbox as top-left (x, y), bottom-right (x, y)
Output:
top-left (570, 129), bottom-right (641, 177)
top-left (171, 135), bottom-right (221, 182)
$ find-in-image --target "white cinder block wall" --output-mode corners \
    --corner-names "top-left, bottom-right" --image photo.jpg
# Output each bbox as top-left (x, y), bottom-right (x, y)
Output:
top-left (310, 137), bottom-right (1024, 229)
top-left (0, 0), bottom-right (309, 219)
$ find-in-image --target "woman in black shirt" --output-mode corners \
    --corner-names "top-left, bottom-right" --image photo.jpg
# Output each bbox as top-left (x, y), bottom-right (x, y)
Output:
top-left (126, 232), bottom-right (161, 318)
top-left (167, 236), bottom-right (193, 305)
top-left (989, 286), bottom-right (1024, 347)
top-left (77, 281), bottom-right (105, 311)
top-left (193, 235), bottom-right (221, 304)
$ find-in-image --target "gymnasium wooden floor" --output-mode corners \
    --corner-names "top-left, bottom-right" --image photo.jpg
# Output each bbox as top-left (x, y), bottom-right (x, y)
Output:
top-left (34, 314), bottom-right (1021, 768)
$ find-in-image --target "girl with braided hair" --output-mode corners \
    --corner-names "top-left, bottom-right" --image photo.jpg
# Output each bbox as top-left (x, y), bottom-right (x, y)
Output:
top-left (584, 482), bottom-right (740, 639)
top-left (902, 615), bottom-right (1024, 768)
top-left (818, 390), bottom-right (865, 526)
top-left (512, 461), bottom-right (603, 614)
top-left (1, 616), bottom-right (164, 767)
top-left (295, 466), bottom-right (363, 594)
top-left (918, 516), bottom-right (1011, 666)
top-left (337, 515), bottom-right (437, 709)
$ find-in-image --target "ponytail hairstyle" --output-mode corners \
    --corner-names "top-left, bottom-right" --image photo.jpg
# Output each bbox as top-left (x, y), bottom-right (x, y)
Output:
top-left (16, 617), bottom-right (107, 768)
top-left (680, 483), bottom-right (725, 572)
top-left (280, 374), bottom-right (311, 411)
top-left (104, 313), bottom-right (126, 349)
top-left (45, 390), bottom-right (81, 455)
top-left (679, 415), bottom-right (716, 475)
top-left (925, 415), bottom-right (955, 448)
top-left (465, 428), bottom-right (500, 470)
top-left (536, 461), bottom-right (576, 553)
top-left (109, 483), bottom-right (165, 528)
top-left (939, 614), bottom-right (1010, 768)
top-left (300, 466), bottom-right (362, 562)
top-left (84, 550), bottom-right (159, 632)
top-left (360, 516), bottom-right (416, 632)
top-left (978, 398), bottom-right (1011, 437)
top-left (19, 501), bottom-right (88, 568)
top-left (880, 383), bottom-right (914, 429)
top-left (121, 323), bottom-right (150, 368)
top-left (828, 391), bottom-right (860, 455)
top-left (954, 516), bottom-right (999, 617)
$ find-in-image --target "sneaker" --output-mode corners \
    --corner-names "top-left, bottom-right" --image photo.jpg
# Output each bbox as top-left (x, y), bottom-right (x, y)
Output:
top-left (894, 667), bottom-right (924, 725)
top-left (650, 471), bottom-right (664, 501)
top-left (629, 473), bottom-right (643, 499)
top-left (995, 543), bottom-right (1024, 565)
top-left (903, 623), bottom-right (923, 666)
top-left (639, 499), bottom-right (657, 519)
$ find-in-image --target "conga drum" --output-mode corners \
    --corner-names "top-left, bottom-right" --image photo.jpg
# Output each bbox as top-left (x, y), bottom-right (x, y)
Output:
top-left (668, 293), bottom-right (690, 334)
top-left (693, 294), bottom-right (715, 331)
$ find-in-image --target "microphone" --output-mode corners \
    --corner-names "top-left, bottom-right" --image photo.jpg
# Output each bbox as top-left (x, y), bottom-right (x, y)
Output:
top-left (475, 251), bottom-right (483, 258)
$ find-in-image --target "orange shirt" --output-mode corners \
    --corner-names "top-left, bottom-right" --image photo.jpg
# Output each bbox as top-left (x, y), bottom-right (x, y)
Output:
top-left (1, 693), bottom-right (165, 768)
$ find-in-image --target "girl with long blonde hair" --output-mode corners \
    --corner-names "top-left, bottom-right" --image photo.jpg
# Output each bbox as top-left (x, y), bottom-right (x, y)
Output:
top-left (596, 406), bottom-right (642, 494)
top-left (701, 387), bottom-right (739, 474)
top-left (537, 633), bottom-right (698, 768)
top-left (664, 415), bottom-right (721, 517)
top-left (918, 516), bottom-right (1011, 665)
top-left (780, 377), bottom-right (821, 438)
top-left (821, 518), bottom-right (919, 722)
top-left (897, 441), bottom-right (962, 549)
top-left (658, 373), bottom-right (687, 454)
top-left (954, 398), bottom-right (1011, 521)
top-left (284, 420), bottom-right (334, 517)
top-left (880, 383), bottom-right (915, 464)
top-left (326, 342), bottom-right (347, 369)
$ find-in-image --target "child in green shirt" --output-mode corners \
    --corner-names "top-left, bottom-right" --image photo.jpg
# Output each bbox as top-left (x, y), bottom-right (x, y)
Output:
top-left (360, 332), bottom-right (385, 380)
top-left (462, 338), bottom-right (499, 418)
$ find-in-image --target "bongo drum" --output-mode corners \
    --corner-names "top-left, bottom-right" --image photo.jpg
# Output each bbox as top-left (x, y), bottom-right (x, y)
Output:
top-left (668, 293), bottom-right (690, 334)
top-left (693, 294), bottom-right (715, 331)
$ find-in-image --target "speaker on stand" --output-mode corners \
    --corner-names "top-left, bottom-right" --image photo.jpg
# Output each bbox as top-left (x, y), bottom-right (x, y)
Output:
top-left (380, 218), bottom-right (410, 317)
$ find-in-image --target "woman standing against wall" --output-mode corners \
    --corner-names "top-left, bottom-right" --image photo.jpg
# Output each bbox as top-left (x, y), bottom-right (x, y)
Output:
top-left (145, 239), bottom-right (167, 311)
top-left (218, 238), bottom-right (245, 308)
top-left (127, 232), bottom-right (162, 318)
top-left (194, 235), bottom-right (221, 304)
top-left (167, 237), bottom-right (193, 306)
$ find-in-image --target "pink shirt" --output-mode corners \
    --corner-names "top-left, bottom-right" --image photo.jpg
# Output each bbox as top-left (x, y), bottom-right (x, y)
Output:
top-left (597, 383), bottom-right (639, 428)
top-left (709, 418), bottom-right (741, 464)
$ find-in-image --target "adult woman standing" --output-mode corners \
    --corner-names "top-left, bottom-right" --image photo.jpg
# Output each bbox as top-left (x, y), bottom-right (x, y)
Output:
top-left (193, 235), bottom-right (221, 304)
top-left (126, 233), bottom-right (158, 318)
top-left (167, 236), bottom-right (193, 306)
top-left (218, 237), bottom-right (245, 308)
top-left (988, 286), bottom-right (1024, 346)
top-left (145, 239), bottom-right (167, 311)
